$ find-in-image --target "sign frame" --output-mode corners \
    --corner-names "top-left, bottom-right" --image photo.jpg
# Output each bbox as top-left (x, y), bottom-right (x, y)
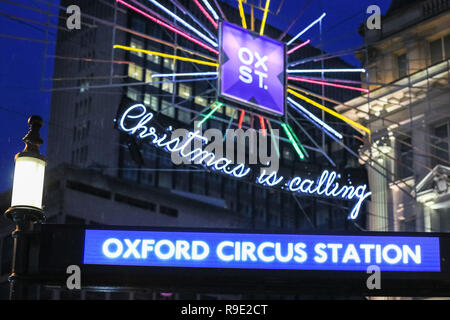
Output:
top-left (34, 224), bottom-right (450, 297)
top-left (218, 21), bottom-right (287, 116)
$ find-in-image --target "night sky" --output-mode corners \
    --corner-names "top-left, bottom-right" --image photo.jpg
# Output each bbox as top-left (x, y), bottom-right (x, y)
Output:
top-left (0, 0), bottom-right (391, 193)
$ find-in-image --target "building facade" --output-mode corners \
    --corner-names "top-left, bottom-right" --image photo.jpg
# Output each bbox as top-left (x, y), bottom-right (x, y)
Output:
top-left (0, 0), bottom-right (369, 299)
top-left (336, 0), bottom-right (450, 233)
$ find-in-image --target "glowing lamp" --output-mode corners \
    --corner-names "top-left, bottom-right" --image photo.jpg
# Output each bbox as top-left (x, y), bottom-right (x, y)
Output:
top-left (6, 116), bottom-right (46, 221)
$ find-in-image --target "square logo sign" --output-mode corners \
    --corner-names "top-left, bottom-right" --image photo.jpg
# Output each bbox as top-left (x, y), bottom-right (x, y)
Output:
top-left (219, 21), bottom-right (286, 115)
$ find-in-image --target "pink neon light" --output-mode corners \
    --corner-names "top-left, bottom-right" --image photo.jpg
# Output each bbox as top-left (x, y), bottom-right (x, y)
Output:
top-left (193, 0), bottom-right (218, 29)
top-left (259, 116), bottom-right (267, 136)
top-left (287, 40), bottom-right (311, 55)
top-left (288, 76), bottom-right (370, 93)
top-left (116, 0), bottom-right (218, 55)
top-left (238, 109), bottom-right (245, 129)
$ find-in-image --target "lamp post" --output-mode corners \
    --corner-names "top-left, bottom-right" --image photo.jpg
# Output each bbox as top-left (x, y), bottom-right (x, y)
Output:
top-left (4, 115), bottom-right (46, 300)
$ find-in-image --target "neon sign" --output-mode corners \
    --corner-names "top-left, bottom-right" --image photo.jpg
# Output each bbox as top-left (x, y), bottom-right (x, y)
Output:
top-left (83, 230), bottom-right (441, 272)
top-left (117, 104), bottom-right (371, 220)
top-left (219, 21), bottom-right (286, 115)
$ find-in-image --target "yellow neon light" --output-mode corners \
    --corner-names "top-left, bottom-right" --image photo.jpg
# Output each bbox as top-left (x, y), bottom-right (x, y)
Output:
top-left (238, 0), bottom-right (248, 29)
top-left (287, 87), bottom-right (371, 136)
top-left (113, 45), bottom-right (219, 68)
top-left (259, 0), bottom-right (270, 35)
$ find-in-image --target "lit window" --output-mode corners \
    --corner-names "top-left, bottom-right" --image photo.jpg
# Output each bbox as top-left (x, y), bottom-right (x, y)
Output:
top-left (144, 94), bottom-right (159, 111)
top-left (194, 96), bottom-right (207, 107)
top-left (127, 87), bottom-right (139, 101)
top-left (129, 38), bottom-right (144, 57)
top-left (162, 78), bottom-right (174, 93)
top-left (150, 96), bottom-right (159, 111)
top-left (178, 84), bottom-right (192, 99)
top-left (145, 69), bottom-right (153, 84)
top-left (161, 100), bottom-right (175, 118)
top-left (163, 58), bottom-right (175, 70)
top-left (225, 106), bottom-right (237, 119)
top-left (144, 93), bottom-right (151, 106)
top-left (147, 47), bottom-right (161, 64)
top-left (128, 63), bottom-right (143, 80)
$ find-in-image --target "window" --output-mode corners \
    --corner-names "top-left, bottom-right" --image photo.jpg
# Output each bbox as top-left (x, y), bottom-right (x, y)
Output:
top-left (145, 69), bottom-right (152, 83)
top-left (144, 94), bottom-right (159, 111)
top-left (177, 109), bottom-right (191, 123)
top-left (163, 57), bottom-right (175, 70)
top-left (128, 63), bottom-right (143, 80)
top-left (178, 84), bottom-right (191, 99)
top-left (430, 39), bottom-right (443, 65)
top-left (161, 78), bottom-right (174, 93)
top-left (160, 205), bottom-right (178, 218)
top-left (131, 17), bottom-right (146, 33)
top-left (283, 147), bottom-right (294, 161)
top-left (430, 35), bottom-right (450, 65)
top-left (144, 93), bottom-right (151, 106)
top-left (147, 47), bottom-right (161, 64)
top-left (194, 96), bottom-right (208, 107)
top-left (161, 100), bottom-right (175, 118)
top-left (127, 87), bottom-right (139, 101)
top-left (397, 136), bottom-right (413, 179)
top-left (130, 38), bottom-right (144, 58)
top-left (129, 38), bottom-right (144, 57)
top-left (431, 122), bottom-right (449, 167)
top-left (397, 53), bottom-right (408, 78)
top-left (158, 172), bottom-right (172, 189)
top-left (225, 106), bottom-right (237, 119)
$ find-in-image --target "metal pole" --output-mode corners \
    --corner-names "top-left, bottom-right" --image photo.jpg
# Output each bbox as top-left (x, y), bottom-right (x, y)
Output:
top-left (4, 116), bottom-right (46, 300)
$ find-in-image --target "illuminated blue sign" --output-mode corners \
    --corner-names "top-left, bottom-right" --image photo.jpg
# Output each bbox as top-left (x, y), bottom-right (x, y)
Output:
top-left (83, 230), bottom-right (441, 272)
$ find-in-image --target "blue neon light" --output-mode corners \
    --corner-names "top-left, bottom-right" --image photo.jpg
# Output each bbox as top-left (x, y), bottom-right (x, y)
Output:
top-left (83, 230), bottom-right (441, 272)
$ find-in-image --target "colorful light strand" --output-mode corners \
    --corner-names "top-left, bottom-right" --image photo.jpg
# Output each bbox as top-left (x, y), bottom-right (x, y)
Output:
top-left (288, 76), bottom-right (370, 93)
top-left (287, 68), bottom-right (366, 74)
top-left (201, 0), bottom-right (220, 21)
top-left (116, 0), bottom-right (219, 55)
top-left (152, 72), bottom-right (218, 78)
top-left (238, 0), bottom-right (247, 29)
top-left (147, 0), bottom-right (218, 47)
top-left (287, 97), bottom-right (343, 140)
top-left (259, 0), bottom-right (271, 35)
top-left (193, 0), bottom-right (218, 29)
top-left (286, 40), bottom-right (310, 55)
top-left (197, 102), bottom-right (223, 128)
top-left (287, 13), bottom-right (326, 46)
top-left (287, 87), bottom-right (371, 136)
top-left (285, 122), bottom-right (308, 158)
top-left (238, 109), bottom-right (245, 129)
top-left (113, 45), bottom-right (219, 67)
top-left (281, 123), bottom-right (305, 160)
top-left (258, 115), bottom-right (267, 136)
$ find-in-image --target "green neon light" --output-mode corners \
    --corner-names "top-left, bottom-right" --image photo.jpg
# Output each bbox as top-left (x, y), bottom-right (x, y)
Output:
top-left (197, 102), bottom-right (223, 128)
top-left (267, 126), bottom-right (281, 158)
top-left (285, 123), bottom-right (308, 158)
top-left (281, 123), bottom-right (305, 160)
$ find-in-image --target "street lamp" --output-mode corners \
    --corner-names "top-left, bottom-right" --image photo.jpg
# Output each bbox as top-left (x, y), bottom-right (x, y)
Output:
top-left (4, 115), bottom-right (46, 300)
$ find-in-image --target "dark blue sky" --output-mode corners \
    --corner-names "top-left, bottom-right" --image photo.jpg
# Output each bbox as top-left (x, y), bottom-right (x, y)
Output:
top-left (0, 0), bottom-right (391, 192)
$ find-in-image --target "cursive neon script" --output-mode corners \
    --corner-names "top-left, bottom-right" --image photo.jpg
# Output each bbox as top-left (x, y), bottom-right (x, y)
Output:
top-left (117, 104), bottom-right (371, 220)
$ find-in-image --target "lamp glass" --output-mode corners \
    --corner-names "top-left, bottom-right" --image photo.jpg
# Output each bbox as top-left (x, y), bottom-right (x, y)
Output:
top-left (11, 156), bottom-right (46, 209)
